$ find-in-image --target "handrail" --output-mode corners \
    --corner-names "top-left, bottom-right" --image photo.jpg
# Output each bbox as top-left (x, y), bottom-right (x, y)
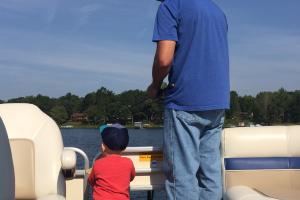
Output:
top-left (136, 168), bottom-right (162, 173)
top-left (124, 146), bottom-right (162, 153)
top-left (64, 147), bottom-right (90, 190)
top-left (64, 147), bottom-right (89, 170)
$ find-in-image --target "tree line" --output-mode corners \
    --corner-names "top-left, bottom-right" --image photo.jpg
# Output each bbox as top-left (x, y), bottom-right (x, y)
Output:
top-left (0, 87), bottom-right (299, 126)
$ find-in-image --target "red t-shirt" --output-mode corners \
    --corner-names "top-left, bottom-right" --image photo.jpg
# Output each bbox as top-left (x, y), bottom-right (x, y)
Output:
top-left (88, 154), bottom-right (135, 200)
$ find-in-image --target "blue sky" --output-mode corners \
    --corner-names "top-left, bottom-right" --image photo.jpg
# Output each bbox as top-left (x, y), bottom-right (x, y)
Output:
top-left (0, 0), bottom-right (299, 100)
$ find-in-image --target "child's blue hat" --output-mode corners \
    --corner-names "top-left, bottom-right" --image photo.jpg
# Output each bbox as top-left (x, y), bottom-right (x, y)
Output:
top-left (99, 123), bottom-right (129, 151)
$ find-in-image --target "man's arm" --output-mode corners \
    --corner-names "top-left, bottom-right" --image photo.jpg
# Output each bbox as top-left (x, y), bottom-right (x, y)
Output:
top-left (147, 40), bottom-right (176, 98)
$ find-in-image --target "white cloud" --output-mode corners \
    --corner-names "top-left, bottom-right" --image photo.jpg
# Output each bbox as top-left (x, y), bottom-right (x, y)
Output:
top-left (0, 27), bottom-right (154, 100)
top-left (0, 42), bottom-right (152, 78)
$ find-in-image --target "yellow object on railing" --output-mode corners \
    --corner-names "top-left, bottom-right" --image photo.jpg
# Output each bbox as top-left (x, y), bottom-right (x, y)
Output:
top-left (123, 147), bottom-right (165, 191)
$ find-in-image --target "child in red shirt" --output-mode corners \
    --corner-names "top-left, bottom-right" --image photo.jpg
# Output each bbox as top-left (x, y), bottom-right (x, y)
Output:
top-left (88, 124), bottom-right (135, 200)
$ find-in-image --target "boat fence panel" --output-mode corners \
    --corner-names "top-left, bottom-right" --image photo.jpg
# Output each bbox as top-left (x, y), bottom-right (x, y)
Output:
top-left (123, 147), bottom-right (165, 191)
top-left (65, 147), bottom-right (90, 200)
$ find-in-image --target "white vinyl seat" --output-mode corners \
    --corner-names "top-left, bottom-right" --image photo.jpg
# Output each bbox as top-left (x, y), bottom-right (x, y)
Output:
top-left (0, 104), bottom-right (69, 200)
top-left (225, 186), bottom-right (278, 200)
top-left (222, 126), bottom-right (300, 200)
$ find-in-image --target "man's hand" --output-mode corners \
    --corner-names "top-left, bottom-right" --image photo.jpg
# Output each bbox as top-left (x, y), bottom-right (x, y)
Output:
top-left (147, 83), bottom-right (160, 99)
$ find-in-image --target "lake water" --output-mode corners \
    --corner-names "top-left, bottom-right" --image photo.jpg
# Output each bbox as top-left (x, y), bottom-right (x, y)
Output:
top-left (61, 128), bottom-right (166, 200)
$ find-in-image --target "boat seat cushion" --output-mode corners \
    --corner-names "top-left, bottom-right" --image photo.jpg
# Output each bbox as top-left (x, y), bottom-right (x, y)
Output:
top-left (225, 157), bottom-right (300, 170)
top-left (224, 186), bottom-right (278, 200)
top-left (222, 126), bottom-right (300, 200)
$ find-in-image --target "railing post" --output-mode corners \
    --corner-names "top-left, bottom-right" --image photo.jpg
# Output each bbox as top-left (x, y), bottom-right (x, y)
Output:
top-left (147, 190), bottom-right (154, 200)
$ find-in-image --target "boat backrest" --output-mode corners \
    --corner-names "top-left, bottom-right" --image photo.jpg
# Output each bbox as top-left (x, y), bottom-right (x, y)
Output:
top-left (222, 126), bottom-right (300, 198)
top-left (0, 117), bottom-right (15, 200)
top-left (9, 139), bottom-right (36, 198)
top-left (0, 103), bottom-right (66, 199)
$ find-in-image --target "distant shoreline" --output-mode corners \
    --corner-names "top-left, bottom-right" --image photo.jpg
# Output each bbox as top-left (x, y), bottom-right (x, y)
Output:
top-left (60, 122), bottom-right (299, 130)
top-left (60, 124), bottom-right (164, 129)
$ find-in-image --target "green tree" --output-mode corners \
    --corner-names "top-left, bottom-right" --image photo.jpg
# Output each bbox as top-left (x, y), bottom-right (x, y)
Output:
top-left (49, 105), bottom-right (68, 125)
top-left (106, 101), bottom-right (122, 122)
top-left (5, 87), bottom-right (300, 126)
top-left (85, 105), bottom-right (104, 124)
top-left (226, 91), bottom-right (241, 120)
top-left (7, 95), bottom-right (55, 115)
top-left (81, 92), bottom-right (96, 112)
top-left (287, 90), bottom-right (300, 123)
top-left (95, 87), bottom-right (115, 123)
top-left (239, 95), bottom-right (255, 114)
top-left (0, 99), bottom-right (4, 104)
top-left (253, 92), bottom-right (273, 124)
top-left (58, 93), bottom-right (81, 118)
top-left (267, 88), bottom-right (290, 123)
top-left (239, 95), bottom-right (255, 121)
top-left (33, 94), bottom-right (55, 114)
top-left (8, 96), bottom-right (35, 104)
top-left (81, 87), bottom-right (115, 124)
top-left (117, 90), bottom-right (148, 123)
top-left (118, 105), bottom-right (131, 124)
top-left (144, 99), bottom-right (163, 123)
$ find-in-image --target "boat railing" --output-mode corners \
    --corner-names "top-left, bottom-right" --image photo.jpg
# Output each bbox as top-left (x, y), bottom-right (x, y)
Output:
top-left (123, 146), bottom-right (165, 199)
top-left (64, 147), bottom-right (90, 172)
top-left (64, 147), bottom-right (90, 200)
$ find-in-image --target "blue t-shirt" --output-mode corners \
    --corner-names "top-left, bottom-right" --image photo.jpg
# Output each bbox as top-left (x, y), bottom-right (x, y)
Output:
top-left (153, 0), bottom-right (230, 111)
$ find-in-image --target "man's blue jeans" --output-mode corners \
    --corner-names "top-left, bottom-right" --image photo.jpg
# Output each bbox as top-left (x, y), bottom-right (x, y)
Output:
top-left (163, 108), bottom-right (225, 200)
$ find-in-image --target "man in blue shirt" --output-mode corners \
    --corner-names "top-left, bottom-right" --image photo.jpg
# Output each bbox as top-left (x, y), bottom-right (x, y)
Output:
top-left (147, 0), bottom-right (229, 199)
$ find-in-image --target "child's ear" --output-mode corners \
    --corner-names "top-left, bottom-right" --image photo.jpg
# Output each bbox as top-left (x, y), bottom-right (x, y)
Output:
top-left (101, 143), bottom-right (106, 152)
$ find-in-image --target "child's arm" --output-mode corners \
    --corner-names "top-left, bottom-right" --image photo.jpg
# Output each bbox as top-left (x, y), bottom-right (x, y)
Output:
top-left (88, 167), bottom-right (95, 186)
top-left (130, 161), bottom-right (136, 182)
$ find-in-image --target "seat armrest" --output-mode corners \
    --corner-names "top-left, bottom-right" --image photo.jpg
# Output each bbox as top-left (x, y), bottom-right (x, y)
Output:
top-left (224, 186), bottom-right (278, 200)
top-left (61, 149), bottom-right (77, 178)
top-left (61, 149), bottom-right (76, 170)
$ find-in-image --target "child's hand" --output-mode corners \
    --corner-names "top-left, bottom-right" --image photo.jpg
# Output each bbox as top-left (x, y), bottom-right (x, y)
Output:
top-left (86, 168), bottom-right (92, 175)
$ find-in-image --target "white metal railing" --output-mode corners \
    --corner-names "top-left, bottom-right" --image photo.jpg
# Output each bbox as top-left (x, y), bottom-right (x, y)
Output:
top-left (124, 146), bottom-right (162, 153)
top-left (64, 147), bottom-right (90, 190)
top-left (64, 147), bottom-right (89, 170)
